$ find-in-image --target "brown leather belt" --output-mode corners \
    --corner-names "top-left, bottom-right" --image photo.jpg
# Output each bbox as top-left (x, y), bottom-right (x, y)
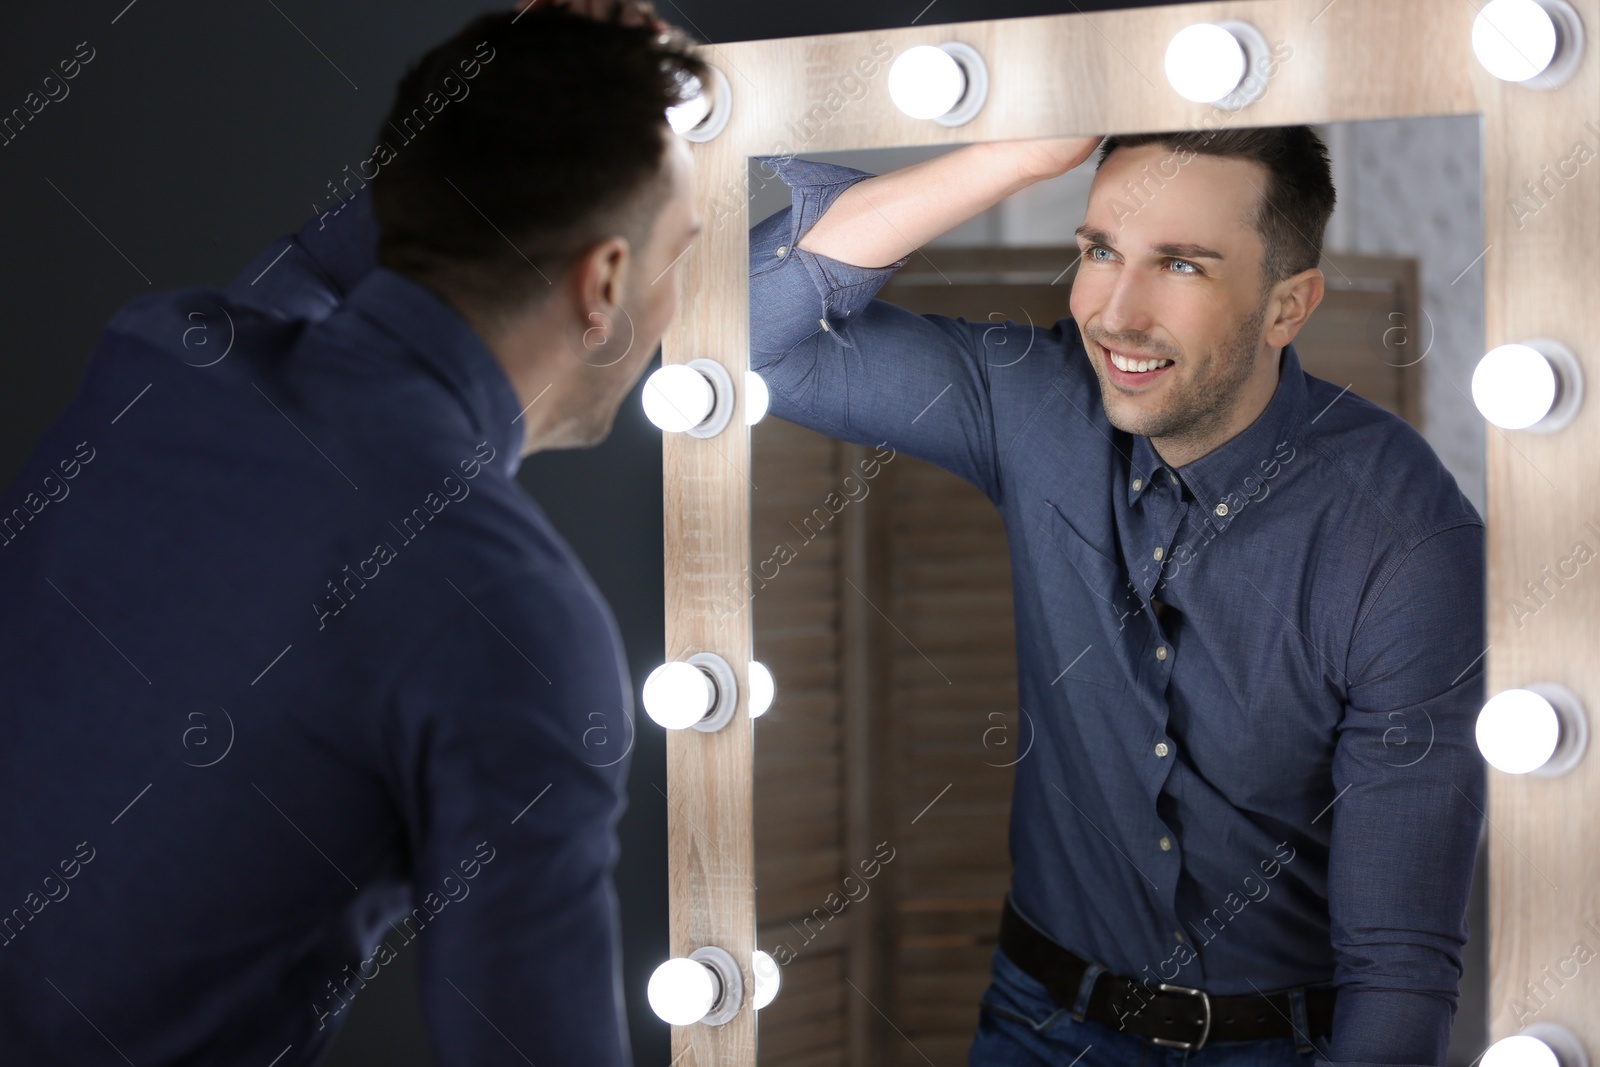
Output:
top-left (997, 898), bottom-right (1336, 1050)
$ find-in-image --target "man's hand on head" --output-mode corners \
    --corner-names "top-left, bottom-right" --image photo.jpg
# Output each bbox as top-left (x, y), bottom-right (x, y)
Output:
top-left (513, 0), bottom-right (669, 34)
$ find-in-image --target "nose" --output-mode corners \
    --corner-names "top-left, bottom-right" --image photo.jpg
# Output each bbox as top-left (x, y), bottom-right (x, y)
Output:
top-left (1095, 267), bottom-right (1155, 340)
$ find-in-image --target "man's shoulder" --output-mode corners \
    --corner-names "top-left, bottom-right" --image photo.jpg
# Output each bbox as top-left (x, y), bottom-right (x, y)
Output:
top-left (103, 284), bottom-right (309, 362)
top-left (1298, 370), bottom-right (1482, 544)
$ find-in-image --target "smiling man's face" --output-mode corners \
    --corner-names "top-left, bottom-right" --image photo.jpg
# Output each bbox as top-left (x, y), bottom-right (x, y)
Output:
top-left (1069, 141), bottom-right (1303, 466)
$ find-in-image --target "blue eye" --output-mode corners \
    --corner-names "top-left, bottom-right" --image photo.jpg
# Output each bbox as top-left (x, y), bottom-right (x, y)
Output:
top-left (1082, 246), bottom-right (1202, 275)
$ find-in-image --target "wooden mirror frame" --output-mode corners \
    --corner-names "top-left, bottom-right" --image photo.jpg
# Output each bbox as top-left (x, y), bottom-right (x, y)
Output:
top-left (659, 1), bottom-right (1599, 1061)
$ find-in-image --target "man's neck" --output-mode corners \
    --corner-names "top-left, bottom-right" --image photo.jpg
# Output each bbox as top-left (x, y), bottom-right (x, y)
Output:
top-left (1151, 347), bottom-right (1282, 470)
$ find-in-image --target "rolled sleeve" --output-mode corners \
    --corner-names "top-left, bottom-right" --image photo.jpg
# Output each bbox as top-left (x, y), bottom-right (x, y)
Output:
top-left (748, 155), bottom-right (1004, 501)
top-left (1319, 522), bottom-right (1486, 1066)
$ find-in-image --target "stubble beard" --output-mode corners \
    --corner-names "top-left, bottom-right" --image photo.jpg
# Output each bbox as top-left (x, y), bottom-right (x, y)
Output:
top-left (1093, 290), bottom-right (1271, 446)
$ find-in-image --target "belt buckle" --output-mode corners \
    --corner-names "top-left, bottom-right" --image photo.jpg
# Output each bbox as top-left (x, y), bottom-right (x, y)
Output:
top-left (1149, 982), bottom-right (1211, 1051)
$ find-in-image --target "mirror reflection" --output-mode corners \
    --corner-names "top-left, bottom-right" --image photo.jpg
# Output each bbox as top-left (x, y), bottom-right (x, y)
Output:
top-left (743, 116), bottom-right (1489, 1065)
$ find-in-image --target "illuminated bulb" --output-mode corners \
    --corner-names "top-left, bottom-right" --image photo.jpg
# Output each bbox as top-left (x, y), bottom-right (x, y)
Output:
top-left (752, 950), bottom-right (781, 1009)
top-left (648, 957), bottom-right (718, 1026)
top-left (662, 65), bottom-right (732, 143)
top-left (643, 358), bottom-right (735, 438)
top-left (887, 42), bottom-right (987, 125)
top-left (1473, 344), bottom-right (1554, 428)
top-left (1476, 685), bottom-right (1587, 777)
top-left (748, 660), bottom-right (775, 718)
top-left (1162, 20), bottom-right (1272, 109)
top-left (1485, 1036), bottom-right (1561, 1067)
top-left (745, 370), bottom-right (770, 425)
top-left (665, 65), bottom-right (731, 142)
top-left (1472, 0), bottom-right (1577, 84)
top-left (1473, 0), bottom-right (1556, 81)
top-left (643, 661), bottom-right (715, 730)
top-left (889, 45), bottom-right (964, 119)
top-left (643, 365), bottom-right (715, 433)
top-left (1477, 689), bottom-right (1560, 774)
top-left (1484, 1025), bottom-right (1588, 1067)
top-left (1471, 340), bottom-right (1582, 432)
top-left (666, 77), bottom-right (713, 135)
top-left (1165, 24), bottom-right (1246, 103)
top-left (662, 67), bottom-right (713, 135)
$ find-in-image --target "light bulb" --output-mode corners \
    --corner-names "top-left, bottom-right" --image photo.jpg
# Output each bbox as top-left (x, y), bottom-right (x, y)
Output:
top-left (745, 370), bottom-right (770, 425)
top-left (648, 957), bottom-right (718, 1026)
top-left (752, 950), bottom-right (781, 1010)
top-left (748, 660), bottom-right (774, 718)
top-left (1474, 0), bottom-right (1558, 82)
top-left (889, 45), bottom-right (965, 120)
top-left (665, 91), bottom-right (710, 136)
top-left (1484, 1035), bottom-right (1562, 1067)
top-left (643, 661), bottom-right (715, 730)
top-left (1477, 688), bottom-right (1561, 774)
top-left (1165, 23), bottom-right (1247, 104)
top-left (643, 365), bottom-right (715, 434)
top-left (666, 78), bottom-right (713, 135)
top-left (1471, 340), bottom-right (1581, 432)
top-left (1473, 344), bottom-right (1554, 429)
top-left (1487, 1025), bottom-right (1591, 1067)
top-left (1475, 684), bottom-right (1586, 777)
top-left (1473, 0), bottom-right (1586, 88)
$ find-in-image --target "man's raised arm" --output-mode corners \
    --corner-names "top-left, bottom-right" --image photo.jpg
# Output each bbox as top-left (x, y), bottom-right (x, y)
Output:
top-left (793, 139), bottom-right (1095, 267)
top-left (746, 138), bottom-right (1097, 503)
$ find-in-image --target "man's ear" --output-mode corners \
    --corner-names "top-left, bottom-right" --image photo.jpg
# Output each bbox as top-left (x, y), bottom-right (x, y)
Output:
top-left (573, 235), bottom-right (631, 322)
top-left (1264, 266), bottom-right (1325, 349)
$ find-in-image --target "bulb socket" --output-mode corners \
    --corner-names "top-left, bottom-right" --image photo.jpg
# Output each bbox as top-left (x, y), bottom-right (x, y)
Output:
top-left (690, 945), bottom-right (744, 1025)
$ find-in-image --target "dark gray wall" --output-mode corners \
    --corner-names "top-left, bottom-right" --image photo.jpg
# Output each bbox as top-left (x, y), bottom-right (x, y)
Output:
top-left (4, 3), bottom-right (1483, 1066)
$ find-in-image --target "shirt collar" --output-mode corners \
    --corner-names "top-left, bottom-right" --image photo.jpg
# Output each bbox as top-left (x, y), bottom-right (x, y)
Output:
top-left (1127, 342), bottom-right (1309, 519)
top-left (344, 267), bottom-right (524, 478)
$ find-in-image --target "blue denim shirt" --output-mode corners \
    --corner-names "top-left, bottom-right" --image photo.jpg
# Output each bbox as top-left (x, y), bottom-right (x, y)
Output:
top-left (748, 156), bottom-right (1487, 1066)
top-left (0, 188), bottom-right (634, 1066)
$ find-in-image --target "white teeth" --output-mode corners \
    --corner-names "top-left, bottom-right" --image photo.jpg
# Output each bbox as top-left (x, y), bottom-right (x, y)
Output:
top-left (1108, 350), bottom-right (1173, 374)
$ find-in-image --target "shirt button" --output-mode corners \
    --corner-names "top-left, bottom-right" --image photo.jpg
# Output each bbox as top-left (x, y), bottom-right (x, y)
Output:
top-left (1169, 474), bottom-right (1179, 487)
top-left (1159, 836), bottom-right (1172, 851)
top-left (1132, 478), bottom-right (1143, 491)
top-left (819, 318), bottom-right (831, 332)
top-left (1152, 546), bottom-right (1164, 561)
top-left (776, 244), bottom-right (788, 257)
top-left (1214, 502), bottom-right (1229, 517)
top-left (1154, 741), bottom-right (1170, 757)
top-left (1155, 645), bottom-right (1168, 661)
top-left (1173, 930), bottom-right (1185, 942)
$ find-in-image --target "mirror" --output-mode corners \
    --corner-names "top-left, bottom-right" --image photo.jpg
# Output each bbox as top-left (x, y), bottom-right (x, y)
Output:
top-left (743, 115), bottom-right (1488, 1064)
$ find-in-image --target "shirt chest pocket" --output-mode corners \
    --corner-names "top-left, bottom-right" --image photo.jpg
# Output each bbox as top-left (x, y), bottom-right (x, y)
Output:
top-left (1028, 502), bottom-right (1133, 691)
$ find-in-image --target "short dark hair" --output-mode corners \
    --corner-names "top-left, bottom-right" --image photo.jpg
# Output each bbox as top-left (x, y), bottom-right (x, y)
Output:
top-left (1095, 125), bottom-right (1336, 290)
top-left (369, 7), bottom-right (707, 324)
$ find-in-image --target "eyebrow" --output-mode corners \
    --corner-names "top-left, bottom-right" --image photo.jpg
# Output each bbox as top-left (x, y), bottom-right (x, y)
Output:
top-left (1075, 225), bottom-right (1225, 262)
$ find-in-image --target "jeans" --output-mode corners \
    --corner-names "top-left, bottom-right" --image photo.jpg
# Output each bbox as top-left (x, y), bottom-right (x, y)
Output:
top-left (968, 946), bottom-right (1333, 1067)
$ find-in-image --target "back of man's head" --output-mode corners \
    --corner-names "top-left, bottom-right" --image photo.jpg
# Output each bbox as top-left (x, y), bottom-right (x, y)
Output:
top-left (370, 7), bottom-right (706, 325)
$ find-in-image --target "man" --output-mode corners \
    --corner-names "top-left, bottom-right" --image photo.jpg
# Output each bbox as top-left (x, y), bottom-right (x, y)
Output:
top-left (749, 128), bottom-right (1485, 1065)
top-left (0, 3), bottom-right (702, 1064)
